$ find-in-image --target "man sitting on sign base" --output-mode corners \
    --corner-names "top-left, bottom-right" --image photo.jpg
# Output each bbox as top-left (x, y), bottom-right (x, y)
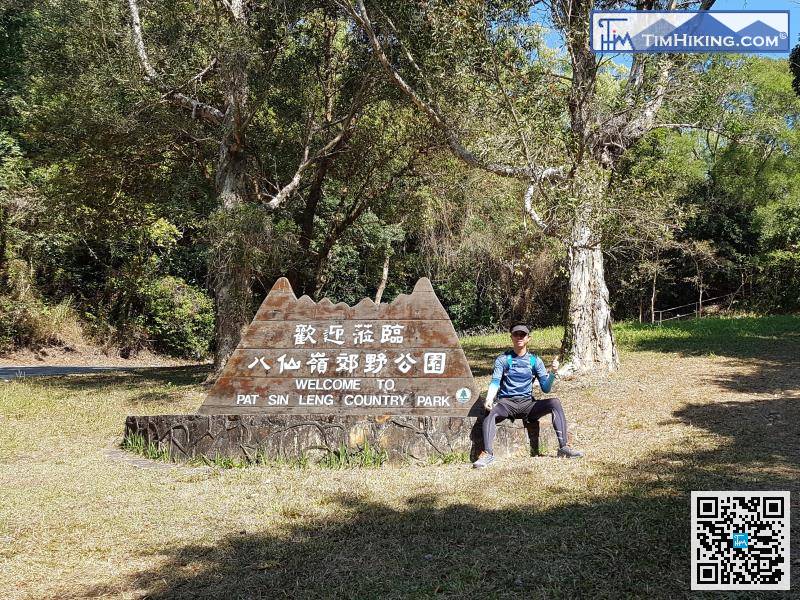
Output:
top-left (473, 324), bottom-right (584, 468)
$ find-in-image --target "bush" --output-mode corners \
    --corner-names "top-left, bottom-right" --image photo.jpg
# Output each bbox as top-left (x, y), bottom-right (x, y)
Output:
top-left (0, 296), bottom-right (19, 351)
top-left (144, 276), bottom-right (214, 359)
top-left (754, 250), bottom-right (800, 312)
top-left (0, 294), bottom-right (84, 352)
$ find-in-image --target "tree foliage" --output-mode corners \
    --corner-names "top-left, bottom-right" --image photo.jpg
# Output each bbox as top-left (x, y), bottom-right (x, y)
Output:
top-left (1, 1), bottom-right (799, 360)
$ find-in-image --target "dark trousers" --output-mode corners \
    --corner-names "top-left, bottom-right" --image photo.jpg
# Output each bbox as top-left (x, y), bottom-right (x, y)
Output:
top-left (482, 396), bottom-right (568, 454)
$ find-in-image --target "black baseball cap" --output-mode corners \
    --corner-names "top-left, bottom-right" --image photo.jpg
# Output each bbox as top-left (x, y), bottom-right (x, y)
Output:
top-left (510, 324), bottom-right (529, 335)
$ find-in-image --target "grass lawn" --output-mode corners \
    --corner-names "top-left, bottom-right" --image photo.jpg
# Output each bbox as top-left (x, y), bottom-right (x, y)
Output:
top-left (1, 315), bottom-right (798, 598)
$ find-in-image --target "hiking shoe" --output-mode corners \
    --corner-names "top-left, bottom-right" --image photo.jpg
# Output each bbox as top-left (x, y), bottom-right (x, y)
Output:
top-left (557, 446), bottom-right (584, 459)
top-left (472, 451), bottom-right (495, 468)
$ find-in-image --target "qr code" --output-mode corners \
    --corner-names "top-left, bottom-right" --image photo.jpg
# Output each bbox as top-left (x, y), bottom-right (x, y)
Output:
top-left (691, 491), bottom-right (790, 590)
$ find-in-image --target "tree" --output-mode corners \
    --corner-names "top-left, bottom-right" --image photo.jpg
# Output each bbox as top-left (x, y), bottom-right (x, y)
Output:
top-left (338, 0), bottom-right (716, 373)
top-left (789, 42), bottom-right (800, 97)
top-left (122, 0), bottom-right (392, 374)
top-left (669, 56), bottom-right (800, 311)
top-left (9, 0), bottom-right (800, 362)
top-left (2, 0), bottom-right (436, 360)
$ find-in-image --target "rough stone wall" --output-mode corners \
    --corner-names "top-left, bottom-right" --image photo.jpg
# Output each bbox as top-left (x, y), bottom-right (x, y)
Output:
top-left (124, 414), bottom-right (559, 463)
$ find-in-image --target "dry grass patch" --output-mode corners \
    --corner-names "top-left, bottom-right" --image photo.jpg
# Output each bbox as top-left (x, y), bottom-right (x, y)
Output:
top-left (1, 317), bottom-right (798, 598)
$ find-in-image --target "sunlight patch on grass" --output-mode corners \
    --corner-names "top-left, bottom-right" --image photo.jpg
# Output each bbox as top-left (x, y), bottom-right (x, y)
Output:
top-left (614, 314), bottom-right (800, 357)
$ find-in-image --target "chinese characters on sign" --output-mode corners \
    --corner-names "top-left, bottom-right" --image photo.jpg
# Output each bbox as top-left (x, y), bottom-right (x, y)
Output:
top-left (245, 323), bottom-right (447, 376)
top-left (293, 324), bottom-right (408, 346)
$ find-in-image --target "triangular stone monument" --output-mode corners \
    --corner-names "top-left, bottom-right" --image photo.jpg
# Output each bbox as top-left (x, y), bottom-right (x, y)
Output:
top-left (199, 277), bottom-right (480, 416)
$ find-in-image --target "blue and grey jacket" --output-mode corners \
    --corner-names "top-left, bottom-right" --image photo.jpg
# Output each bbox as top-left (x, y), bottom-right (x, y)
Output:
top-left (488, 350), bottom-right (555, 399)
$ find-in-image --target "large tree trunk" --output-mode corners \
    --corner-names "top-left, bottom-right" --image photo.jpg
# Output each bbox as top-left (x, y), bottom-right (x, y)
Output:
top-left (209, 9), bottom-right (252, 378)
top-left (124, 0), bottom-right (249, 376)
top-left (290, 158), bottom-right (329, 295)
top-left (210, 263), bottom-right (250, 375)
top-left (210, 144), bottom-right (252, 378)
top-left (561, 206), bottom-right (619, 373)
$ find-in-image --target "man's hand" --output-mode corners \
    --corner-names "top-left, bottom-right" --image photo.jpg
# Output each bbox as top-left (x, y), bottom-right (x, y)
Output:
top-left (484, 398), bottom-right (494, 411)
top-left (551, 358), bottom-right (560, 373)
top-left (556, 361), bottom-right (576, 379)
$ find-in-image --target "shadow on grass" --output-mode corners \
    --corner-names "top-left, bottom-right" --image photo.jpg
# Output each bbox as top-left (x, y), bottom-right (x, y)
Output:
top-left (84, 494), bottom-right (699, 598)
top-left (32, 365), bottom-right (211, 407)
top-left (658, 397), bottom-right (799, 593)
top-left (79, 395), bottom-right (798, 599)
top-left (617, 316), bottom-right (800, 397)
top-left (673, 397), bottom-right (800, 471)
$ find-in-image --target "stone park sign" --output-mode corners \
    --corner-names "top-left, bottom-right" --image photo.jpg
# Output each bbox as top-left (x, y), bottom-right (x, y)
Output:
top-left (124, 278), bottom-right (543, 462)
top-left (200, 277), bottom-right (479, 415)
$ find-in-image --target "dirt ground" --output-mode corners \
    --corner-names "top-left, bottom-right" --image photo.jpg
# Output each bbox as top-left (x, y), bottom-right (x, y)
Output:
top-left (1, 318), bottom-right (798, 598)
top-left (0, 345), bottom-right (208, 368)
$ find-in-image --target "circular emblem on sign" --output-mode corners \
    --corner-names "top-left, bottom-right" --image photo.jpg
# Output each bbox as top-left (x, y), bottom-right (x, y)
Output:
top-left (455, 388), bottom-right (472, 404)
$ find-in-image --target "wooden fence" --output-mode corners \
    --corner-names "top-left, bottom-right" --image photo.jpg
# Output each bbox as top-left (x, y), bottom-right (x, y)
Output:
top-left (652, 287), bottom-right (746, 325)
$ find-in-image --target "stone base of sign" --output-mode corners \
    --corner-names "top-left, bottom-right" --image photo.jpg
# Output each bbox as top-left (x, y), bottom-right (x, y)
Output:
top-left (123, 414), bottom-right (560, 464)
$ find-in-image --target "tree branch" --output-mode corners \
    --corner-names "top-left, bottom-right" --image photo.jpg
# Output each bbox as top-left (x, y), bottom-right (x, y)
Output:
top-left (338, 0), bottom-right (564, 182)
top-left (182, 57), bottom-right (219, 89)
top-left (591, 0), bottom-right (717, 167)
top-left (489, 38), bottom-right (534, 171)
top-left (263, 72), bottom-right (373, 210)
top-left (316, 149), bottom-right (421, 294)
top-left (523, 183), bottom-right (559, 238)
top-left (653, 122), bottom-right (738, 141)
top-left (264, 113), bottom-right (314, 210)
top-left (126, 0), bottom-right (225, 125)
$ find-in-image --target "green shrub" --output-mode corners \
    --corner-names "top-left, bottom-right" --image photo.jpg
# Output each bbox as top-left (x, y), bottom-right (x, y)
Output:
top-left (0, 296), bottom-right (18, 351)
top-left (144, 276), bottom-right (214, 359)
top-left (0, 294), bottom-right (84, 352)
top-left (754, 250), bottom-right (800, 312)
